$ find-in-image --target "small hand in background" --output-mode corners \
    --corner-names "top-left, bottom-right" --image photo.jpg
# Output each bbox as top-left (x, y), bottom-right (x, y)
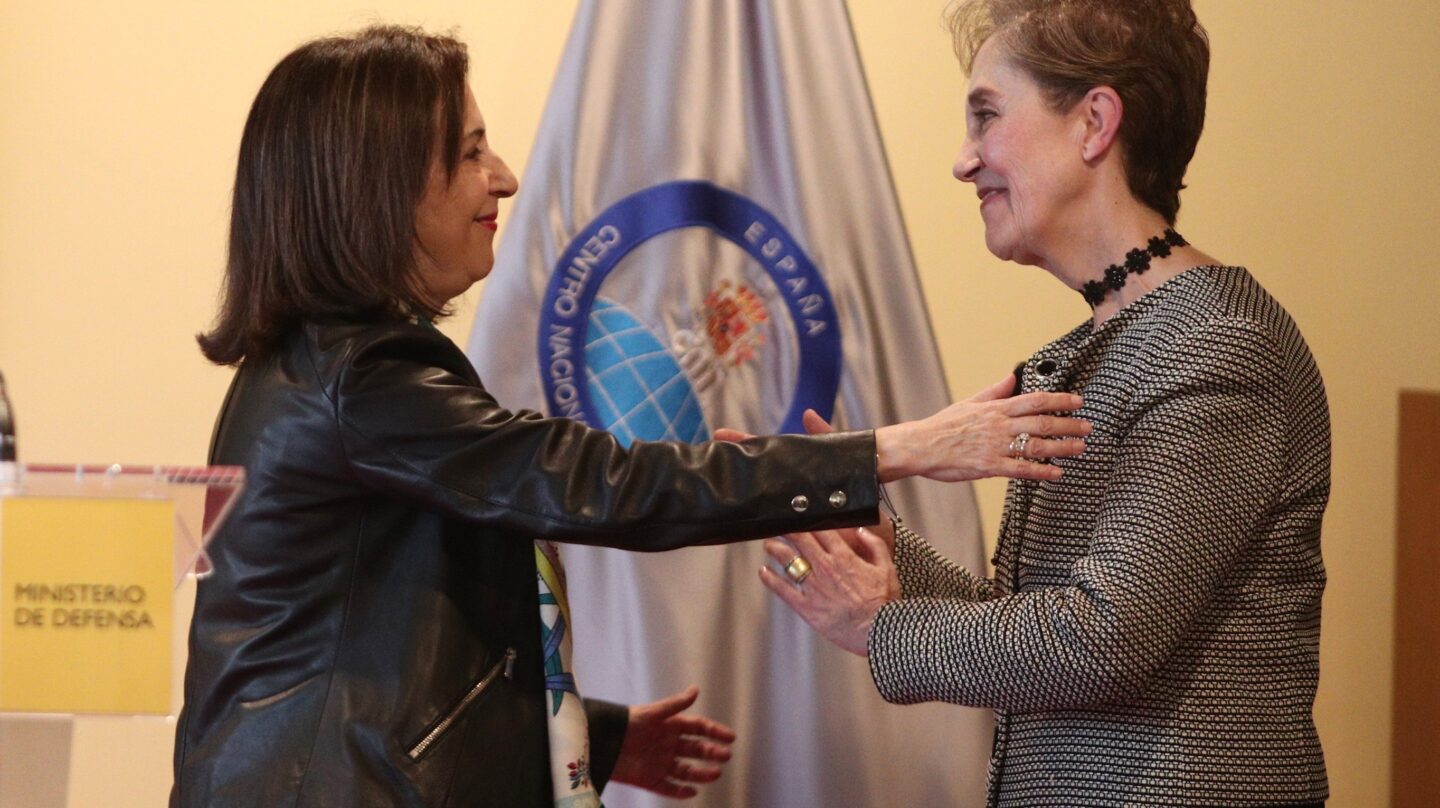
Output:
top-left (611, 686), bottom-right (735, 800)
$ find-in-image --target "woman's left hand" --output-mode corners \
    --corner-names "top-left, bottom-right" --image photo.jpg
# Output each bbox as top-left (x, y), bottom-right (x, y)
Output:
top-left (759, 527), bottom-right (901, 656)
top-left (610, 686), bottom-right (736, 799)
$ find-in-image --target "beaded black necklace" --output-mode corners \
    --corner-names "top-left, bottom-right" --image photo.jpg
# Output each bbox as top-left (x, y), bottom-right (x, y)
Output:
top-left (1080, 228), bottom-right (1188, 307)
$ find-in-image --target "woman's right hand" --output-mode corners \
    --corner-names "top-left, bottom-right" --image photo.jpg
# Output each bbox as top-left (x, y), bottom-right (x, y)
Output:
top-left (874, 373), bottom-right (1087, 483)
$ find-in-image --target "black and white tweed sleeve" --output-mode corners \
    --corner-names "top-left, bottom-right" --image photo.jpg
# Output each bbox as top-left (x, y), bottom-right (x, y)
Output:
top-left (893, 522), bottom-right (996, 601)
top-left (867, 319), bottom-right (1287, 711)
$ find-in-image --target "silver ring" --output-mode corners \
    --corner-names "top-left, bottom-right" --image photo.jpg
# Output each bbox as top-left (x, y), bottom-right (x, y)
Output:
top-left (1007, 432), bottom-right (1031, 458)
top-left (784, 555), bottom-right (813, 584)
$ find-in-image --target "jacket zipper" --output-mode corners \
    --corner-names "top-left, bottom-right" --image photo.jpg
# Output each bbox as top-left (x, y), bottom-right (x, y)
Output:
top-left (407, 647), bottom-right (517, 761)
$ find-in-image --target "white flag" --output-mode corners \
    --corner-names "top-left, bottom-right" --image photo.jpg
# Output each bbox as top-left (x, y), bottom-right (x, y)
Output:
top-left (469, 1), bottom-right (991, 805)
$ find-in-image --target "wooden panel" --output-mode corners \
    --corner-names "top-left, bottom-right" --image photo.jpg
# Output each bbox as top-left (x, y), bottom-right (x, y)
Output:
top-left (1393, 391), bottom-right (1440, 807)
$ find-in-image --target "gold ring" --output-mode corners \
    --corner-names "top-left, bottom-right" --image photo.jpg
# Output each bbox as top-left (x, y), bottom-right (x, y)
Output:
top-left (784, 555), bottom-right (813, 584)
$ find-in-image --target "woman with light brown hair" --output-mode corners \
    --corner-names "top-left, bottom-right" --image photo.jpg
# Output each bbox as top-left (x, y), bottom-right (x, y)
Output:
top-left (760, 2), bottom-right (1331, 805)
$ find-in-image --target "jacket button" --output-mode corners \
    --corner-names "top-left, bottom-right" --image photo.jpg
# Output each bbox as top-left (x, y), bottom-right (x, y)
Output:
top-left (791, 495), bottom-right (810, 512)
top-left (829, 491), bottom-right (847, 508)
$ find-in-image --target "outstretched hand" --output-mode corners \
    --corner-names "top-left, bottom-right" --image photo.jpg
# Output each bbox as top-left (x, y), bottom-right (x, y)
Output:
top-left (610, 686), bottom-right (736, 800)
top-left (716, 374), bottom-right (1088, 486)
top-left (875, 372), bottom-right (1089, 483)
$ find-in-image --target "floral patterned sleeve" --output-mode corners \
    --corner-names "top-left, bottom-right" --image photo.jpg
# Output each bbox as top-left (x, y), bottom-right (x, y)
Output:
top-left (892, 521), bottom-right (997, 602)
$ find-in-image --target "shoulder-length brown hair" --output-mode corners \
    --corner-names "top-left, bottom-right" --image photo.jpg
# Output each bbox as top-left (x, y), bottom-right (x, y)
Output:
top-left (198, 25), bottom-right (469, 366)
top-left (947, 0), bottom-right (1209, 225)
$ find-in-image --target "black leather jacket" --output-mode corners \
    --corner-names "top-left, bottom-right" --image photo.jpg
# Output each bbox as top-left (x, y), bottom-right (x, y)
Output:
top-left (172, 320), bottom-right (878, 807)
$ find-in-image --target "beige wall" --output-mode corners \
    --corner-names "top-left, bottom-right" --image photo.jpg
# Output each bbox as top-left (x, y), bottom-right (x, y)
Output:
top-left (1, 1), bottom-right (1435, 805)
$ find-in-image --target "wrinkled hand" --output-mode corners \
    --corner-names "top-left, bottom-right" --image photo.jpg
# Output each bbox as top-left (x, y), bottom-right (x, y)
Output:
top-left (875, 373), bottom-right (1089, 483)
top-left (759, 527), bottom-right (900, 656)
top-left (610, 686), bottom-right (736, 800)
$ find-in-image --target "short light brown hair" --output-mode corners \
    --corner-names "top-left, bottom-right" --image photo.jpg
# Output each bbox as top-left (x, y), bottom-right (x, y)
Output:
top-left (947, 0), bottom-right (1209, 224)
top-left (198, 25), bottom-right (470, 366)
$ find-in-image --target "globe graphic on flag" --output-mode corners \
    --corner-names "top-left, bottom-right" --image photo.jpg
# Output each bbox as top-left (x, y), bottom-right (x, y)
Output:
top-left (584, 298), bottom-right (710, 448)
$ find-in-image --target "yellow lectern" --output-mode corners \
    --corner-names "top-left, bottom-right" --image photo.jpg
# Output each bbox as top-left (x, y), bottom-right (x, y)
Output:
top-left (0, 464), bottom-right (242, 808)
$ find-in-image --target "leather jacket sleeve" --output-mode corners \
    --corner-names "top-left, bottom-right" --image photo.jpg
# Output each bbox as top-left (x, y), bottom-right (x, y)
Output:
top-left (584, 698), bottom-right (629, 793)
top-left (317, 321), bottom-right (879, 548)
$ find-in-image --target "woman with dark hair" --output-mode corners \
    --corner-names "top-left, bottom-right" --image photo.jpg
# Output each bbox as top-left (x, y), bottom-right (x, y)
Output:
top-left (759, 2), bottom-right (1331, 806)
top-left (173, 24), bottom-right (1091, 808)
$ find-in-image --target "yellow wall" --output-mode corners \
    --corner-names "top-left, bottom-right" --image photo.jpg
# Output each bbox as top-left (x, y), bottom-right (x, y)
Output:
top-left (1, 1), bottom-right (1435, 805)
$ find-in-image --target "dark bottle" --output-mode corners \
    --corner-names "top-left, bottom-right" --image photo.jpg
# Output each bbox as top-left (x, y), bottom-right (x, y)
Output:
top-left (0, 370), bottom-right (16, 465)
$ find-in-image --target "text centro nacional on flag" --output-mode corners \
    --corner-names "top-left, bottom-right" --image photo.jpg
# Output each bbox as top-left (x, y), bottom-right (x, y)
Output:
top-left (537, 180), bottom-right (842, 439)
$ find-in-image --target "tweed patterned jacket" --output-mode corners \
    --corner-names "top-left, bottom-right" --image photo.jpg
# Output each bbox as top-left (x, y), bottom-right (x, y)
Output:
top-left (868, 266), bottom-right (1330, 807)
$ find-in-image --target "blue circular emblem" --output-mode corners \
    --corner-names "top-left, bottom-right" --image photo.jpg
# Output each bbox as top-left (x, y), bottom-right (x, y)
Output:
top-left (537, 181), bottom-right (841, 437)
